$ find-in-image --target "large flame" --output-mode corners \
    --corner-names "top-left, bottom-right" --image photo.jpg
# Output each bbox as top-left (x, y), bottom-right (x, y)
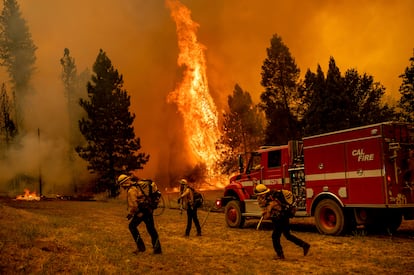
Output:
top-left (166, 0), bottom-right (221, 174)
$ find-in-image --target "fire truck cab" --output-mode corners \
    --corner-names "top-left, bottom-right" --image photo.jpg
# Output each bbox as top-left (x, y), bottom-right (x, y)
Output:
top-left (217, 122), bottom-right (414, 235)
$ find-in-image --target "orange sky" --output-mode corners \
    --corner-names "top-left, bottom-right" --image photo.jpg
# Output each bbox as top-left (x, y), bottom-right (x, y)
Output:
top-left (17, 0), bottom-right (414, 98)
top-left (1, 0), bottom-right (414, 185)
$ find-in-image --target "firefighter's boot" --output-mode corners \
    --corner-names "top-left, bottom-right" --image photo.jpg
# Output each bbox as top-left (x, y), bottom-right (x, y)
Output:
top-left (185, 227), bottom-right (191, 237)
top-left (135, 237), bottom-right (146, 253)
top-left (153, 246), bottom-right (162, 254)
top-left (276, 249), bottom-right (285, 260)
top-left (153, 238), bottom-right (162, 254)
top-left (196, 224), bottom-right (202, 236)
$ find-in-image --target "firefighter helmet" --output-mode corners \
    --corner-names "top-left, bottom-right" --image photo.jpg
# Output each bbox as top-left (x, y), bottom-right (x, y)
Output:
top-left (254, 184), bottom-right (270, 195)
top-left (117, 174), bottom-right (131, 187)
top-left (180, 179), bottom-right (188, 186)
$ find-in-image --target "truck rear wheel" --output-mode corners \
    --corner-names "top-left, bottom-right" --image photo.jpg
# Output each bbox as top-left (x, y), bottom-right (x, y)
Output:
top-left (315, 199), bottom-right (346, 235)
top-left (225, 200), bottom-right (245, 228)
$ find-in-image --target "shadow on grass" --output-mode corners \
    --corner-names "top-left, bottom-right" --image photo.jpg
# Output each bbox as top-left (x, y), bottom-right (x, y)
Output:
top-left (243, 217), bottom-right (414, 238)
top-left (243, 218), bottom-right (319, 233)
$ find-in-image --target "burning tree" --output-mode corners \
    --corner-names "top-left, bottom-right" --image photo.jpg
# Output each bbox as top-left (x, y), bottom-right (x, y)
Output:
top-left (76, 49), bottom-right (149, 197)
top-left (166, 0), bottom-right (223, 184)
top-left (216, 84), bottom-right (265, 175)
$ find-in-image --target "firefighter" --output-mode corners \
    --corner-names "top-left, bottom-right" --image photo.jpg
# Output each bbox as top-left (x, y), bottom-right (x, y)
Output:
top-left (117, 174), bottom-right (162, 254)
top-left (254, 184), bottom-right (310, 259)
top-left (177, 178), bottom-right (202, 237)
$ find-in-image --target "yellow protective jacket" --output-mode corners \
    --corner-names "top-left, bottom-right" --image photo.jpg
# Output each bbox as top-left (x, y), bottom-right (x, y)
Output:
top-left (127, 180), bottom-right (159, 214)
top-left (127, 185), bottom-right (146, 215)
top-left (179, 186), bottom-right (194, 209)
top-left (258, 190), bottom-right (282, 219)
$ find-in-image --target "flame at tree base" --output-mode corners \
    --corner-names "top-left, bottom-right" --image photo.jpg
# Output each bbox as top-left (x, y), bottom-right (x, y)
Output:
top-left (15, 189), bottom-right (41, 201)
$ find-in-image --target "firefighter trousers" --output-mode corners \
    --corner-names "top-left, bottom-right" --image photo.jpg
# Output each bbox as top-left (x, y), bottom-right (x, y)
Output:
top-left (185, 206), bottom-right (201, 236)
top-left (129, 208), bottom-right (161, 253)
top-left (271, 215), bottom-right (308, 257)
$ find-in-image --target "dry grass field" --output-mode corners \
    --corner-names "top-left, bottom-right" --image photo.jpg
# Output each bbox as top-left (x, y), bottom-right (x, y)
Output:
top-left (1, 190), bottom-right (414, 274)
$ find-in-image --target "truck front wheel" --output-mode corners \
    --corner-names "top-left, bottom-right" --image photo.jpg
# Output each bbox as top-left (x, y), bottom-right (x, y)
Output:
top-left (315, 199), bottom-right (346, 235)
top-left (225, 200), bottom-right (245, 228)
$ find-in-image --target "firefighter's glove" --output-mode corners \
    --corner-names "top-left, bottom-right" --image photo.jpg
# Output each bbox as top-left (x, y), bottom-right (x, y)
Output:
top-left (126, 213), bottom-right (133, 220)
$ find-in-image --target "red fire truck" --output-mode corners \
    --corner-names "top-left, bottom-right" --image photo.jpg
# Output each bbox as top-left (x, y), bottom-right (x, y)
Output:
top-left (216, 122), bottom-right (414, 235)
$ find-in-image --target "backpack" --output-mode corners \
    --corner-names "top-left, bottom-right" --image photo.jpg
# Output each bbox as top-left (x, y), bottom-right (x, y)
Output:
top-left (137, 179), bottom-right (162, 210)
top-left (149, 189), bottom-right (162, 210)
top-left (189, 187), bottom-right (204, 209)
top-left (280, 190), bottom-right (297, 218)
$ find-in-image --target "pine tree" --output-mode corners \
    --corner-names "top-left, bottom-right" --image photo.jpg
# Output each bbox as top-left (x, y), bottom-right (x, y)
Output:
top-left (60, 48), bottom-right (89, 194)
top-left (398, 51), bottom-right (414, 122)
top-left (298, 65), bottom-right (326, 135)
top-left (302, 57), bottom-right (351, 134)
top-left (216, 84), bottom-right (264, 174)
top-left (0, 83), bottom-right (16, 153)
top-left (76, 49), bottom-right (149, 197)
top-left (0, 0), bottom-right (37, 131)
top-left (324, 57), bottom-right (350, 131)
top-left (260, 34), bottom-right (300, 145)
top-left (301, 57), bottom-right (394, 136)
top-left (61, 48), bottom-right (77, 107)
top-left (60, 48), bottom-right (89, 148)
top-left (344, 69), bottom-right (394, 126)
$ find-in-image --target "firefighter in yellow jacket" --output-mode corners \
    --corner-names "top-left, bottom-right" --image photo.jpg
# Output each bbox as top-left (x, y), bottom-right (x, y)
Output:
top-left (255, 184), bottom-right (310, 259)
top-left (178, 179), bottom-right (201, 237)
top-left (118, 174), bottom-right (162, 254)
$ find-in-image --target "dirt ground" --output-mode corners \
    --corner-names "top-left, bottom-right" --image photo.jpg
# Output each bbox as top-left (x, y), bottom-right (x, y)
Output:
top-left (1, 191), bottom-right (414, 274)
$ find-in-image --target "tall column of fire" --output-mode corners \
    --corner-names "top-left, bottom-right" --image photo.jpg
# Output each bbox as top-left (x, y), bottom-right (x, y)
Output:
top-left (166, 0), bottom-right (221, 177)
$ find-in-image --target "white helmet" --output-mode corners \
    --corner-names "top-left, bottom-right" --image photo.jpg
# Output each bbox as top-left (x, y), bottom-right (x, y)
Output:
top-left (180, 179), bottom-right (188, 186)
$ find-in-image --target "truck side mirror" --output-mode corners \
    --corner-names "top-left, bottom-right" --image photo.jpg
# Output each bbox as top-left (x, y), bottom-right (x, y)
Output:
top-left (238, 154), bottom-right (244, 173)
